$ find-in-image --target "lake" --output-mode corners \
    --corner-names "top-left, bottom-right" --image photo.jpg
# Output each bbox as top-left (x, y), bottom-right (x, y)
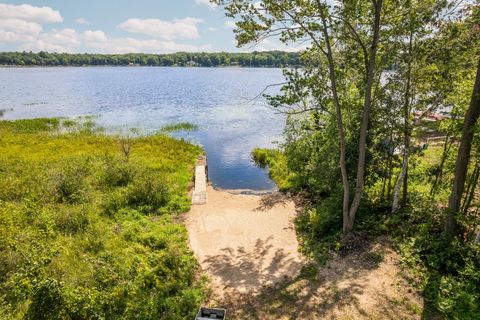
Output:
top-left (0, 67), bottom-right (286, 190)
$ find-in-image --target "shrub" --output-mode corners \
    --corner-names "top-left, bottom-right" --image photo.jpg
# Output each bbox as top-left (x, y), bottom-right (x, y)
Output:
top-left (295, 195), bottom-right (343, 263)
top-left (49, 160), bottom-right (90, 204)
top-left (125, 170), bottom-right (170, 213)
top-left (251, 148), bottom-right (270, 168)
top-left (102, 156), bottom-right (136, 187)
top-left (251, 148), bottom-right (295, 191)
top-left (356, 201), bottom-right (480, 319)
top-left (103, 169), bottom-right (171, 216)
top-left (103, 188), bottom-right (128, 217)
top-left (26, 279), bottom-right (65, 320)
top-left (54, 205), bottom-right (90, 235)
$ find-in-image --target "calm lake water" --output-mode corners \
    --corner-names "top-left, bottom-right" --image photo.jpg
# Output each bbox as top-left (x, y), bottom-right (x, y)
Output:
top-left (0, 67), bottom-right (286, 190)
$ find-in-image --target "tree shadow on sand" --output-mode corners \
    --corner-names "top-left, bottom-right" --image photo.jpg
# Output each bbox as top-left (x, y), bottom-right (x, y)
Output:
top-left (254, 192), bottom-right (290, 212)
top-left (203, 236), bottom-right (304, 293)
top-left (206, 238), bottom-right (427, 319)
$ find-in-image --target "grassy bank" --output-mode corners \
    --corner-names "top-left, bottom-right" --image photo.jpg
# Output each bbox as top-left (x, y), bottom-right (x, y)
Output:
top-left (0, 118), bottom-right (205, 319)
top-left (251, 148), bottom-right (294, 191)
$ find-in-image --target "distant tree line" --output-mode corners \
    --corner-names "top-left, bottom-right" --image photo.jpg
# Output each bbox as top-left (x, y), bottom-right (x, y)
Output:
top-left (0, 51), bottom-right (301, 67)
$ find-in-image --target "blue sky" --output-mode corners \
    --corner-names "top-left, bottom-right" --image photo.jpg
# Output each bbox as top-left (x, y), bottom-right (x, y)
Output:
top-left (0, 0), bottom-right (300, 53)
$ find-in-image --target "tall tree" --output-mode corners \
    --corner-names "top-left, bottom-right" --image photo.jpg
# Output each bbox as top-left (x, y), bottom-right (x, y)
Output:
top-left (214, 0), bottom-right (386, 233)
top-left (446, 59), bottom-right (480, 237)
top-left (343, 0), bottom-right (383, 233)
top-left (391, 0), bottom-right (443, 213)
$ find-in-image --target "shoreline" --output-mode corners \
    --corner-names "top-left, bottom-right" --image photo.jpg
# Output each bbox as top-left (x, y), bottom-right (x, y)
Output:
top-left (212, 185), bottom-right (277, 195)
top-left (0, 64), bottom-right (286, 69)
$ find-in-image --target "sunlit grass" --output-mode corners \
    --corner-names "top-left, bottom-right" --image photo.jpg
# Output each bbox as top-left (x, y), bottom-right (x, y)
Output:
top-left (0, 118), bottom-right (205, 319)
top-left (251, 147), bottom-right (295, 191)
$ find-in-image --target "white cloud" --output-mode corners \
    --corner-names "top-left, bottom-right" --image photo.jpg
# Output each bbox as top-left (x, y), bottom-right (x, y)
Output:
top-left (80, 29), bottom-right (213, 53)
top-left (0, 19), bottom-right (42, 36)
top-left (19, 39), bottom-right (69, 52)
top-left (208, 27), bottom-right (217, 32)
top-left (0, 30), bottom-right (36, 43)
top-left (19, 28), bottom-right (81, 52)
top-left (0, 3), bottom-right (62, 23)
top-left (83, 30), bottom-right (107, 42)
top-left (75, 18), bottom-right (89, 25)
top-left (85, 37), bottom-right (212, 54)
top-left (44, 28), bottom-right (80, 46)
top-left (224, 20), bottom-right (236, 29)
top-left (195, 0), bottom-right (217, 8)
top-left (0, 18), bottom-right (42, 43)
top-left (10, 26), bottom-right (212, 54)
top-left (0, 5), bottom-right (212, 54)
top-left (118, 17), bottom-right (203, 40)
top-left (0, 4), bottom-right (64, 46)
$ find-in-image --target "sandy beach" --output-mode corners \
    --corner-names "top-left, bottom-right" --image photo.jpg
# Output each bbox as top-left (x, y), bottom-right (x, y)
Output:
top-left (186, 186), bottom-right (305, 297)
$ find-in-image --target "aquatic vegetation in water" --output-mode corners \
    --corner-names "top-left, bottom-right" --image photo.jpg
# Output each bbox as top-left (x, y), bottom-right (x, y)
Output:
top-left (159, 122), bottom-right (199, 133)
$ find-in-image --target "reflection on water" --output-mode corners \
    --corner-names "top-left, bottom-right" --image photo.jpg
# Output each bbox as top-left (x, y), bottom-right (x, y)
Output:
top-left (0, 67), bottom-right (286, 190)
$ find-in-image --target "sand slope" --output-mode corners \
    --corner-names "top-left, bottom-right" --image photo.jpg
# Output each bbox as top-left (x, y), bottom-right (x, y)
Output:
top-left (186, 186), bottom-right (305, 297)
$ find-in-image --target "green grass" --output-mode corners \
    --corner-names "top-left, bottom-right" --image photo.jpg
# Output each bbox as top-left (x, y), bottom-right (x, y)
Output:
top-left (251, 148), bottom-right (295, 191)
top-left (0, 118), bottom-right (205, 319)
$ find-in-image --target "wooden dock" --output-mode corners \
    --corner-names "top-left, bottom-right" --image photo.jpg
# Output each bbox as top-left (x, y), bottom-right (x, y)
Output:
top-left (192, 155), bottom-right (207, 205)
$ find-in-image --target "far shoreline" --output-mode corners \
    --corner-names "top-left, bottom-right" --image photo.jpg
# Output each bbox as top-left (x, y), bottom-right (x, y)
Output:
top-left (0, 64), bottom-right (287, 69)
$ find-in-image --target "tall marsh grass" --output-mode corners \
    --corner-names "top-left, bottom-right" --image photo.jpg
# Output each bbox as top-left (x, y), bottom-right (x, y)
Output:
top-left (0, 118), bottom-right (205, 319)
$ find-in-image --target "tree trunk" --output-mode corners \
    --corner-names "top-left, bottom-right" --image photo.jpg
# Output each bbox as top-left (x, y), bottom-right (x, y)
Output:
top-left (392, 148), bottom-right (408, 213)
top-left (387, 153), bottom-right (394, 200)
top-left (400, 10), bottom-right (416, 207)
top-left (402, 116), bottom-right (410, 207)
top-left (446, 59), bottom-right (480, 238)
top-left (386, 131), bottom-right (394, 201)
top-left (319, 7), bottom-right (351, 234)
top-left (381, 150), bottom-right (392, 203)
top-left (345, 0), bottom-right (383, 233)
top-left (393, 27), bottom-right (414, 212)
top-left (461, 162), bottom-right (480, 215)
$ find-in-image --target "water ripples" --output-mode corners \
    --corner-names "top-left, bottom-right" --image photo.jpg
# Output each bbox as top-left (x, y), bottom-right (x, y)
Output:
top-left (0, 67), bottom-right (285, 190)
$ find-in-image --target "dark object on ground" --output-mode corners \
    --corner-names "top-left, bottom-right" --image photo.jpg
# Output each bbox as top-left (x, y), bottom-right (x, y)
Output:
top-left (195, 307), bottom-right (226, 319)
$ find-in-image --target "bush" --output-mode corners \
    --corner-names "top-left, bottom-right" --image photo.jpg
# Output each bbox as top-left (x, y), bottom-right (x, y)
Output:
top-left (356, 201), bottom-right (480, 319)
top-left (26, 279), bottom-right (65, 320)
top-left (102, 156), bottom-right (136, 187)
top-left (125, 170), bottom-right (170, 213)
top-left (251, 148), bottom-right (295, 191)
top-left (103, 169), bottom-right (171, 216)
top-left (295, 195), bottom-right (343, 263)
top-left (251, 148), bottom-right (270, 168)
top-left (49, 160), bottom-right (90, 204)
top-left (54, 205), bottom-right (90, 235)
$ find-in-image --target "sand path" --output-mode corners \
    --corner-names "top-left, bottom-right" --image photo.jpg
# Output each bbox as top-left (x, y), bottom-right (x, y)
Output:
top-left (185, 186), bottom-right (305, 297)
top-left (186, 187), bottom-right (426, 319)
